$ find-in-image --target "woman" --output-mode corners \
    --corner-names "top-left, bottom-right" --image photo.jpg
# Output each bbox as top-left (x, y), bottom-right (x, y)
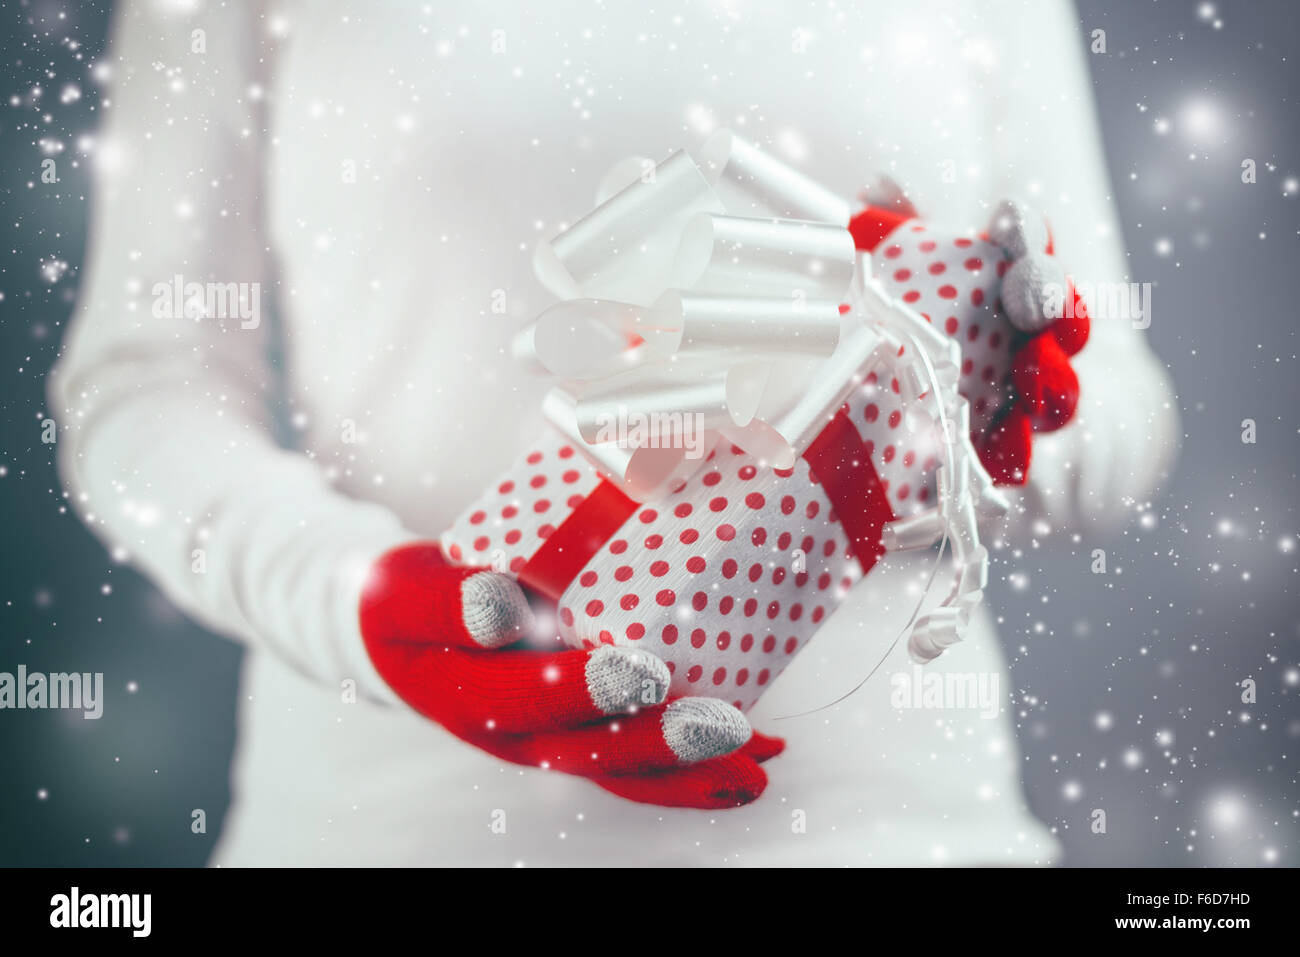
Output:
top-left (51, 0), bottom-right (1175, 865)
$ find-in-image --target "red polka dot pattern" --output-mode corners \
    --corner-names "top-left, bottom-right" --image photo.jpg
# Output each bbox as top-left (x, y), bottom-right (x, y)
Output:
top-left (439, 431), bottom-right (602, 570)
top-left (872, 224), bottom-right (1016, 435)
top-left (442, 351), bottom-right (963, 711)
top-left (550, 441), bottom-right (868, 712)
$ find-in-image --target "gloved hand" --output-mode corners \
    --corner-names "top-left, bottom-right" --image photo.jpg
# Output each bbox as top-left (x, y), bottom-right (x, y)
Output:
top-left (849, 196), bottom-right (1091, 485)
top-left (359, 542), bottom-right (783, 808)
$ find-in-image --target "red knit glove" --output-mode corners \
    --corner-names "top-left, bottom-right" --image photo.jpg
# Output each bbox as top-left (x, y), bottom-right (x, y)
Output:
top-left (849, 197), bottom-right (1090, 485)
top-left (360, 543), bottom-right (781, 808)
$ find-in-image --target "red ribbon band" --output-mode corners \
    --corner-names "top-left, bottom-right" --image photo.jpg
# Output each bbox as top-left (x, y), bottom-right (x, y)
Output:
top-left (518, 407), bottom-right (895, 600)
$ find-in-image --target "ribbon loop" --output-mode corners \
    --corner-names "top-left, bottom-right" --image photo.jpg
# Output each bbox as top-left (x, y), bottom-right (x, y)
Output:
top-left (697, 129), bottom-right (851, 225)
top-left (672, 213), bottom-right (855, 299)
top-left (647, 292), bottom-right (842, 361)
top-left (532, 299), bottom-right (647, 378)
top-left (538, 149), bottom-right (722, 305)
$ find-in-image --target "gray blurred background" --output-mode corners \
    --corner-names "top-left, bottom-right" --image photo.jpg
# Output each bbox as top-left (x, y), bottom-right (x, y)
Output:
top-left (1, 0), bottom-right (1295, 866)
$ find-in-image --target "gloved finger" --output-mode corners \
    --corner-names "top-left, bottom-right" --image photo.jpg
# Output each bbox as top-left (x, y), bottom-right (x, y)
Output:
top-left (591, 753), bottom-right (769, 809)
top-left (1012, 334), bottom-right (1080, 432)
top-left (411, 643), bottom-right (672, 735)
top-left (481, 698), bottom-right (751, 777)
top-left (986, 198), bottom-right (1050, 260)
top-left (987, 199), bottom-right (1070, 335)
top-left (1051, 281), bottom-right (1091, 357)
top-left (1000, 250), bottom-right (1068, 334)
top-left (362, 544), bottom-right (533, 650)
top-left (739, 729), bottom-right (786, 763)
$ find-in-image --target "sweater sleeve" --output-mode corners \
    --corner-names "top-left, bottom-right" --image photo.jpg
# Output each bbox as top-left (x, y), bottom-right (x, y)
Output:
top-left (47, 0), bottom-right (414, 700)
top-left (984, 0), bottom-right (1180, 535)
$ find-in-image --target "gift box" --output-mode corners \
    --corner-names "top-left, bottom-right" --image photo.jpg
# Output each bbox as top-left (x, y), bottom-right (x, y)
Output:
top-left (443, 131), bottom-right (1001, 712)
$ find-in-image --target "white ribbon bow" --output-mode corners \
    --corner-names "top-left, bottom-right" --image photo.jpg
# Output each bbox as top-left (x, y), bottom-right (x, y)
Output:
top-left (517, 131), bottom-right (1007, 663)
top-left (516, 129), bottom-right (866, 499)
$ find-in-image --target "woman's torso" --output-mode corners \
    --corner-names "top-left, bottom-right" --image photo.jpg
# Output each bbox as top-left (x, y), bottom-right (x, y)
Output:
top-left (213, 0), bottom-right (1059, 866)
